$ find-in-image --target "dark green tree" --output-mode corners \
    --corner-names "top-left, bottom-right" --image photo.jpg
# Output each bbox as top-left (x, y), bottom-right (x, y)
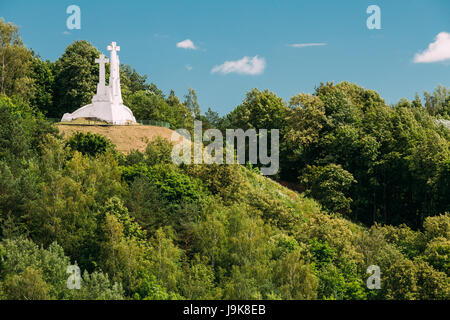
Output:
top-left (66, 132), bottom-right (115, 157)
top-left (29, 56), bottom-right (54, 115)
top-left (52, 41), bottom-right (100, 118)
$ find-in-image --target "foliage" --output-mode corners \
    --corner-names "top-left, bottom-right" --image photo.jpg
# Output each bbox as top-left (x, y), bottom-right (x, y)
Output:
top-left (226, 88), bottom-right (289, 130)
top-left (300, 164), bottom-right (356, 215)
top-left (279, 81), bottom-right (450, 228)
top-left (203, 107), bottom-right (221, 128)
top-left (144, 136), bottom-right (174, 167)
top-left (120, 64), bottom-right (163, 99)
top-left (2, 267), bottom-right (53, 300)
top-left (424, 85), bottom-right (450, 119)
top-left (127, 89), bottom-right (188, 128)
top-left (182, 163), bottom-right (244, 203)
top-left (29, 56), bottom-right (54, 116)
top-left (66, 131), bottom-right (115, 157)
top-left (0, 19), bottom-right (34, 103)
top-left (184, 88), bottom-right (201, 118)
top-left (0, 238), bottom-right (124, 300)
top-left (52, 40), bottom-right (101, 118)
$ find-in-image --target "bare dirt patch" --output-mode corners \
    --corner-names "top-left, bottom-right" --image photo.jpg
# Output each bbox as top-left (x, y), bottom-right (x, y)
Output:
top-left (56, 124), bottom-right (181, 153)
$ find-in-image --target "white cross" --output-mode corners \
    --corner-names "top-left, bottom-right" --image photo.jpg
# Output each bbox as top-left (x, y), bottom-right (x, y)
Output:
top-left (107, 41), bottom-right (120, 52)
top-left (94, 54), bottom-right (109, 86)
top-left (95, 53), bottom-right (109, 68)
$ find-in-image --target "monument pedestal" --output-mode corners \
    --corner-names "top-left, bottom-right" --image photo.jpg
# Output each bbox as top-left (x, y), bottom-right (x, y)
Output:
top-left (61, 102), bottom-right (136, 125)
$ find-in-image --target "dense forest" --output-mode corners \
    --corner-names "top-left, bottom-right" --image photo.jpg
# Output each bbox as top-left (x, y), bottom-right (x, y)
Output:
top-left (0, 19), bottom-right (449, 300)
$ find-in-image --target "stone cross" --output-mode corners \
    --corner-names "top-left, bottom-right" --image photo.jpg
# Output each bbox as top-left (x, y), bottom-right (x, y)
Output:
top-left (94, 54), bottom-right (109, 88)
top-left (107, 41), bottom-right (120, 53)
top-left (107, 41), bottom-right (122, 104)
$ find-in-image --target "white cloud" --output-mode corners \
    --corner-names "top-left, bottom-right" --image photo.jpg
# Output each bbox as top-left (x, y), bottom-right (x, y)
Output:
top-left (176, 39), bottom-right (197, 50)
top-left (211, 56), bottom-right (266, 75)
top-left (186, 64), bottom-right (193, 71)
top-left (288, 43), bottom-right (326, 48)
top-left (62, 31), bottom-right (71, 35)
top-left (414, 32), bottom-right (450, 63)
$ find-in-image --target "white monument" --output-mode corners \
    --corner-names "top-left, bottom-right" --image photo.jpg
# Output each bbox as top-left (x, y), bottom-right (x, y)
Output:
top-left (61, 41), bottom-right (137, 125)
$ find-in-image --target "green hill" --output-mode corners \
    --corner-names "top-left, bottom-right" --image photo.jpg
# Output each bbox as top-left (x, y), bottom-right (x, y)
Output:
top-left (0, 94), bottom-right (449, 300)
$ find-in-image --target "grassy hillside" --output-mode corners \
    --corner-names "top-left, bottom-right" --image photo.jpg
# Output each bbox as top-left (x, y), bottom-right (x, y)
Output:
top-left (0, 95), bottom-right (448, 299)
top-left (180, 163), bottom-right (448, 300)
top-left (57, 123), bottom-right (179, 153)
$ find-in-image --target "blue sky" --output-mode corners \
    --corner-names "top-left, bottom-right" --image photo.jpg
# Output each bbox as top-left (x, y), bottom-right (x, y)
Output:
top-left (1, 0), bottom-right (449, 115)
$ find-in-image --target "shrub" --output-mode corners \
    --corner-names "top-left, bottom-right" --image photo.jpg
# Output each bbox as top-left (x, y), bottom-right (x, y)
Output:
top-left (66, 132), bottom-right (114, 157)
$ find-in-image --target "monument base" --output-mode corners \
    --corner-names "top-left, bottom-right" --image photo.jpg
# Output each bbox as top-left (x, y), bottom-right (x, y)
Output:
top-left (61, 102), bottom-right (136, 125)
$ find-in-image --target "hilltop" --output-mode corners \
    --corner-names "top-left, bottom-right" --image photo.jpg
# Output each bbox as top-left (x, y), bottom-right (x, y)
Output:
top-left (57, 123), bottom-right (179, 153)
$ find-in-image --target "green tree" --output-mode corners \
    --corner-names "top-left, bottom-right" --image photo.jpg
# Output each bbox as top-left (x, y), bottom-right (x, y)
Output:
top-left (424, 85), bottom-right (450, 119)
top-left (144, 137), bottom-right (174, 167)
top-left (28, 136), bottom-right (125, 268)
top-left (181, 255), bottom-right (219, 299)
top-left (184, 88), bottom-right (201, 118)
top-left (285, 93), bottom-right (326, 148)
top-left (274, 250), bottom-right (318, 299)
top-left (72, 271), bottom-right (124, 300)
top-left (203, 107), bottom-right (221, 128)
top-left (120, 63), bottom-right (163, 108)
top-left (0, 19), bottom-right (34, 103)
top-left (66, 132), bottom-right (115, 157)
top-left (30, 56), bottom-right (54, 115)
top-left (120, 64), bottom-right (161, 96)
top-left (97, 214), bottom-right (148, 294)
top-left (183, 163), bottom-right (244, 203)
top-left (166, 90), bottom-right (191, 129)
top-left (0, 237), bottom-right (124, 300)
top-left (52, 40), bottom-right (100, 118)
top-left (300, 164), bottom-right (356, 215)
top-left (126, 176), bottom-right (170, 235)
top-left (415, 260), bottom-right (449, 299)
top-left (127, 89), bottom-right (183, 127)
top-left (2, 267), bottom-right (53, 300)
top-left (146, 228), bottom-right (185, 295)
top-left (227, 88), bottom-right (289, 130)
